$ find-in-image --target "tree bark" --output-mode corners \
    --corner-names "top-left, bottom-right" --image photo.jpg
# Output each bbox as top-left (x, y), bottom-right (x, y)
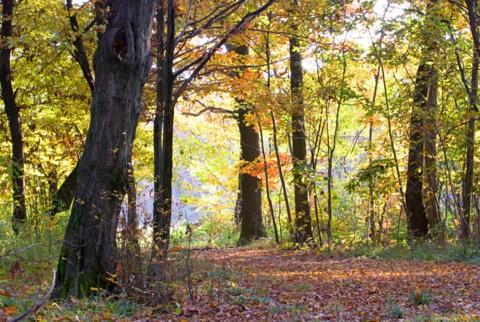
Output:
top-left (50, 164), bottom-right (78, 216)
top-left (237, 106), bottom-right (266, 244)
top-left (405, 62), bottom-right (431, 238)
top-left (419, 0), bottom-right (441, 235)
top-left (234, 178), bottom-right (242, 226)
top-left (289, 6), bottom-right (313, 244)
top-left (152, 0), bottom-right (166, 256)
top-left (1, 0), bottom-right (27, 233)
top-left (310, 118), bottom-right (325, 246)
top-left (404, 1), bottom-right (442, 238)
top-left (227, 43), bottom-right (266, 245)
top-left (53, 0), bottom-right (155, 298)
top-left (153, 0), bottom-right (174, 258)
top-left (124, 160), bottom-right (141, 287)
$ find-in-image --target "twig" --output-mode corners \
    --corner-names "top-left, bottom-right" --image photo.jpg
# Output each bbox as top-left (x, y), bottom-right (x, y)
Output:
top-left (0, 243), bottom-right (41, 259)
top-left (9, 270), bottom-right (56, 322)
top-left (182, 99), bottom-right (234, 116)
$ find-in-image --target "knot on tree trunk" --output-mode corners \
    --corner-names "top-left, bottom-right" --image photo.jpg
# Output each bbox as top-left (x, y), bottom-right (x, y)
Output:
top-left (113, 29), bottom-right (128, 58)
top-left (108, 24), bottom-right (135, 65)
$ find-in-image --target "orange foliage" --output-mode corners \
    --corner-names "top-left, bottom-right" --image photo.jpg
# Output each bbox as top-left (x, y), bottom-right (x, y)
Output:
top-left (238, 153), bottom-right (291, 187)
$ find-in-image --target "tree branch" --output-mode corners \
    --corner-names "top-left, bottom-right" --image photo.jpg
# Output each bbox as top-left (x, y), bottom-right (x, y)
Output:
top-left (173, 0), bottom-right (277, 105)
top-left (9, 270), bottom-right (56, 322)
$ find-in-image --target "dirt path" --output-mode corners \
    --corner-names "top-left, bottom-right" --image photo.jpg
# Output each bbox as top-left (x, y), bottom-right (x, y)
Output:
top-left (179, 248), bottom-right (480, 321)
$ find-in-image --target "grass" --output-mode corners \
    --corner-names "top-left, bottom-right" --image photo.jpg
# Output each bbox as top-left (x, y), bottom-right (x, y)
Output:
top-left (409, 290), bottom-right (433, 306)
top-left (329, 239), bottom-right (480, 263)
top-left (293, 282), bottom-right (313, 292)
top-left (385, 296), bottom-right (405, 319)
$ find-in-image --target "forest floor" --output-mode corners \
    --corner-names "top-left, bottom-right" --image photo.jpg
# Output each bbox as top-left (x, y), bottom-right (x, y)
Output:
top-left (1, 247), bottom-right (479, 321)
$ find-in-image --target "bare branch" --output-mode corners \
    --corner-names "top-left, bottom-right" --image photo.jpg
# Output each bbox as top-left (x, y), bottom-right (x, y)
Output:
top-left (9, 270), bottom-right (56, 322)
top-left (182, 99), bottom-right (234, 116)
top-left (173, 0), bottom-right (277, 104)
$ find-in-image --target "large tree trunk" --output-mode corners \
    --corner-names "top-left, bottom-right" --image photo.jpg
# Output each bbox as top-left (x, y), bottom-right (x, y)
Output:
top-left (289, 14), bottom-right (313, 244)
top-left (289, 0), bottom-right (313, 244)
top-left (1, 0), bottom-right (27, 233)
top-left (237, 106), bottom-right (265, 244)
top-left (53, 0), bottom-right (155, 298)
top-left (405, 62), bottom-right (431, 238)
top-left (228, 43), bottom-right (266, 245)
top-left (405, 1), bottom-right (443, 239)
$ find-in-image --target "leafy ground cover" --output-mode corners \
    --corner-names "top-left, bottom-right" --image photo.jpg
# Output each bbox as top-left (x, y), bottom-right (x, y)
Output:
top-left (1, 247), bottom-right (479, 321)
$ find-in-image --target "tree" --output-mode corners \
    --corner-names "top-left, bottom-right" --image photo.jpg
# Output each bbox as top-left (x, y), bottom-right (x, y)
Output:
top-left (227, 43), bottom-right (266, 244)
top-left (405, 0), bottom-right (441, 238)
top-left (289, 0), bottom-right (313, 244)
top-left (53, 0), bottom-right (156, 298)
top-left (1, 0), bottom-right (27, 233)
top-left (405, 62), bottom-right (431, 238)
top-left (236, 105), bottom-right (266, 244)
top-left (152, 0), bottom-right (277, 255)
top-left (152, 0), bottom-right (174, 260)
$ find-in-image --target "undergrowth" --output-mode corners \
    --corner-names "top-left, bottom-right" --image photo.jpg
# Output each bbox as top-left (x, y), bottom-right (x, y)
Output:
top-left (329, 240), bottom-right (480, 263)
